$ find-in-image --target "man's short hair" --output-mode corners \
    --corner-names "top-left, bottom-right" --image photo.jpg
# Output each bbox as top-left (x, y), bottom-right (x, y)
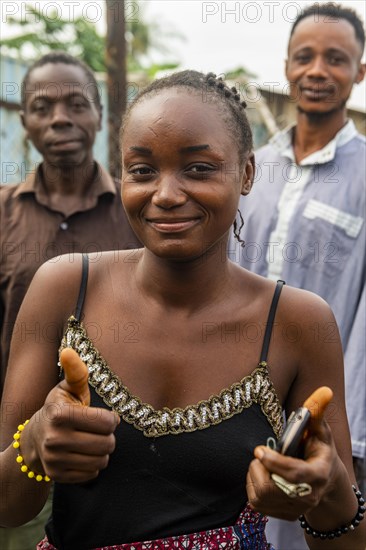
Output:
top-left (21, 51), bottom-right (102, 110)
top-left (290, 2), bottom-right (365, 52)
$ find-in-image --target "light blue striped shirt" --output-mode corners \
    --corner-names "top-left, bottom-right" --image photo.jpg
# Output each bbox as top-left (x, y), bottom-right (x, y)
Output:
top-left (230, 120), bottom-right (366, 458)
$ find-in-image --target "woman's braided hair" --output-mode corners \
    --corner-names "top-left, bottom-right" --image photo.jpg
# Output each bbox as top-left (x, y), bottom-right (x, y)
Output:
top-left (120, 70), bottom-right (253, 164)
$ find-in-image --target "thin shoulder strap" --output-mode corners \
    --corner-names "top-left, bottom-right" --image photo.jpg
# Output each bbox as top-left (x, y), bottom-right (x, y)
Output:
top-left (75, 253), bottom-right (89, 322)
top-left (259, 280), bottom-right (286, 365)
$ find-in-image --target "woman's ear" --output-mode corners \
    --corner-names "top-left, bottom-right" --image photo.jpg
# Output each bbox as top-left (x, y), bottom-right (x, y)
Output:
top-left (241, 153), bottom-right (255, 196)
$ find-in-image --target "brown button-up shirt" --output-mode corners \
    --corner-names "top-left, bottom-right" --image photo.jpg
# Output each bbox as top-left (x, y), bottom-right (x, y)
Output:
top-left (0, 162), bottom-right (141, 395)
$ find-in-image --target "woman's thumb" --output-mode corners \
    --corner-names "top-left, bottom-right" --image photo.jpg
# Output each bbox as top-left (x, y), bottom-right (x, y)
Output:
top-left (59, 348), bottom-right (90, 406)
top-left (303, 386), bottom-right (333, 432)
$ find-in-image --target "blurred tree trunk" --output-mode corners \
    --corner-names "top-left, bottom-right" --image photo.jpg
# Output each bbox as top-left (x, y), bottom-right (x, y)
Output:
top-left (105, 0), bottom-right (126, 179)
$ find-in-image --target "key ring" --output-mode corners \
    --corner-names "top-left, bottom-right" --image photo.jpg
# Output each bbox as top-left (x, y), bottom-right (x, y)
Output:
top-left (265, 437), bottom-right (312, 497)
top-left (271, 473), bottom-right (312, 498)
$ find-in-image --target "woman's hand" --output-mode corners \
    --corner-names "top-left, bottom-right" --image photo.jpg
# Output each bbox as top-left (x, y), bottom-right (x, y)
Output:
top-left (247, 387), bottom-right (341, 520)
top-left (19, 348), bottom-right (120, 484)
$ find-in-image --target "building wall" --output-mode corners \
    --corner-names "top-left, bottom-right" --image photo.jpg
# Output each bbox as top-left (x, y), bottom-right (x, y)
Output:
top-left (1, 56), bottom-right (365, 185)
top-left (260, 88), bottom-right (366, 135)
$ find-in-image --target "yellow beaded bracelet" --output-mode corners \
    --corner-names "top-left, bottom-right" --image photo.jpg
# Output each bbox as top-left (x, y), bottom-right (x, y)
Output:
top-left (13, 419), bottom-right (51, 482)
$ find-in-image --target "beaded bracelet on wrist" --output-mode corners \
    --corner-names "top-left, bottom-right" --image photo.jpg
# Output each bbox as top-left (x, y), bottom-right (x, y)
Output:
top-left (13, 419), bottom-right (51, 482)
top-left (299, 485), bottom-right (365, 540)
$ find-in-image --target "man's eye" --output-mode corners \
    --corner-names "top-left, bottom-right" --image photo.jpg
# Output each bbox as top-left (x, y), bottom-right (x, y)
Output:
top-left (70, 99), bottom-right (88, 110)
top-left (328, 56), bottom-right (343, 65)
top-left (295, 55), bottom-right (311, 64)
top-left (32, 102), bottom-right (48, 113)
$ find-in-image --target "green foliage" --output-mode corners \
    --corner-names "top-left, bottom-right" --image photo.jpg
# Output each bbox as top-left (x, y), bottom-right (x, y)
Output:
top-left (0, 5), bottom-right (105, 71)
top-left (225, 66), bottom-right (257, 80)
top-left (0, 2), bottom-right (183, 73)
top-left (146, 63), bottom-right (180, 79)
top-left (73, 18), bottom-right (106, 73)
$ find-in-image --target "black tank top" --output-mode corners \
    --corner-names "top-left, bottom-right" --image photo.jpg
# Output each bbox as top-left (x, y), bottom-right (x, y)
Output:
top-left (46, 255), bottom-right (285, 549)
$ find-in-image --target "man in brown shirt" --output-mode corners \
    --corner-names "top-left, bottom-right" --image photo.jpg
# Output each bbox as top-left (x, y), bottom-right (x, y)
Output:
top-left (1, 164), bottom-right (139, 394)
top-left (0, 51), bottom-right (140, 549)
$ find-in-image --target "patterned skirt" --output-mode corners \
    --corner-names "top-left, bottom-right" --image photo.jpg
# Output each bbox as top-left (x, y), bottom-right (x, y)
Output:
top-left (37, 504), bottom-right (274, 549)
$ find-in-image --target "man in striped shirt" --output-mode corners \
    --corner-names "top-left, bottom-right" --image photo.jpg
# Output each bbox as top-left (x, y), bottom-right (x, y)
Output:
top-left (230, 3), bottom-right (365, 549)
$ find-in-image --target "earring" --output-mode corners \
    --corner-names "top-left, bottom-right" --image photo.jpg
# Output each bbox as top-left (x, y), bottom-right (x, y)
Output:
top-left (233, 209), bottom-right (245, 247)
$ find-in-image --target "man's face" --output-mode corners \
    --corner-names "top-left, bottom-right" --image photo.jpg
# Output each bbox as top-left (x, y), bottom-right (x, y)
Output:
top-left (21, 63), bottom-right (102, 167)
top-left (286, 16), bottom-right (365, 115)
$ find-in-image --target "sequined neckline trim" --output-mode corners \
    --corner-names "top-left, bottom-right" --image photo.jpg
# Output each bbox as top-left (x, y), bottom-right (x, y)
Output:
top-left (60, 316), bottom-right (284, 439)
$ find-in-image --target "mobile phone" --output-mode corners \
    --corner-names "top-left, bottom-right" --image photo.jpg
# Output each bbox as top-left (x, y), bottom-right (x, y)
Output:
top-left (276, 407), bottom-right (311, 457)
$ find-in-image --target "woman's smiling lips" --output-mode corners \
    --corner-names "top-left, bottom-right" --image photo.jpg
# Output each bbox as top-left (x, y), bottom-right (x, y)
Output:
top-left (146, 218), bottom-right (201, 232)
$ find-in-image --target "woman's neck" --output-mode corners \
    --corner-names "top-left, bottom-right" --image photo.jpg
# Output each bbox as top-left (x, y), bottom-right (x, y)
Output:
top-left (135, 242), bottom-right (234, 313)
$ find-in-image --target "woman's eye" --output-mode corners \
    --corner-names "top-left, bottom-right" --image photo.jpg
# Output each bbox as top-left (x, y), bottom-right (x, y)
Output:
top-left (186, 164), bottom-right (216, 175)
top-left (128, 166), bottom-right (154, 176)
top-left (190, 166), bottom-right (206, 172)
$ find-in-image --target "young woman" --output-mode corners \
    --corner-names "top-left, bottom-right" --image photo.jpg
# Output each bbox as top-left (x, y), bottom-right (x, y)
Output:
top-left (0, 71), bottom-right (364, 550)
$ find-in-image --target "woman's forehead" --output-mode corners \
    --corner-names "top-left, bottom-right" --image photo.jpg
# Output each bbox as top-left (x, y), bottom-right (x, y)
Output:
top-left (134, 89), bottom-right (210, 113)
top-left (124, 89), bottom-right (228, 135)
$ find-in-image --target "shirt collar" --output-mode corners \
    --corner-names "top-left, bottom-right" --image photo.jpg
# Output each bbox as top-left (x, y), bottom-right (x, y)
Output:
top-left (270, 119), bottom-right (358, 166)
top-left (13, 161), bottom-right (116, 201)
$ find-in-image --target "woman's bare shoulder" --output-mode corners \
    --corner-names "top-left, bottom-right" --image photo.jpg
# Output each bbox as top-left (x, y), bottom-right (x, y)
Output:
top-left (31, 250), bottom-right (136, 298)
top-left (31, 250), bottom-right (141, 319)
top-left (29, 253), bottom-right (89, 315)
top-left (278, 283), bottom-right (335, 325)
top-left (232, 267), bottom-right (333, 323)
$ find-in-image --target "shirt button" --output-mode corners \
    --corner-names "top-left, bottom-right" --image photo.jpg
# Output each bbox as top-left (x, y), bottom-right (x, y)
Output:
top-left (60, 222), bottom-right (68, 230)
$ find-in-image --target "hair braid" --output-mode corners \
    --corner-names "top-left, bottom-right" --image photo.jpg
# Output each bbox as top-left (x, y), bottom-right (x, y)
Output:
top-left (120, 70), bottom-right (253, 162)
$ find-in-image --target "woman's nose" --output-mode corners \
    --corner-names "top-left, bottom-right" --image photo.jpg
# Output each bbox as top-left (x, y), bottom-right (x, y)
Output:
top-left (151, 176), bottom-right (187, 209)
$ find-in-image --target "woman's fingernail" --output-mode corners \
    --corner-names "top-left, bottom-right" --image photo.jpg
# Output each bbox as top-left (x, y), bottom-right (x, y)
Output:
top-left (255, 447), bottom-right (265, 460)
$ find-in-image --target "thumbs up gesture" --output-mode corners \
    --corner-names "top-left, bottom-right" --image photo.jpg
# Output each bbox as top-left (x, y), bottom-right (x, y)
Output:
top-left (58, 348), bottom-right (91, 406)
top-left (24, 348), bottom-right (120, 484)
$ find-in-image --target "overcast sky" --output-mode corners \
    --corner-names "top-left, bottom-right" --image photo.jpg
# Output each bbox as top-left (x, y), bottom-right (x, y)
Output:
top-left (144, 0), bottom-right (366, 110)
top-left (1, 0), bottom-right (365, 110)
